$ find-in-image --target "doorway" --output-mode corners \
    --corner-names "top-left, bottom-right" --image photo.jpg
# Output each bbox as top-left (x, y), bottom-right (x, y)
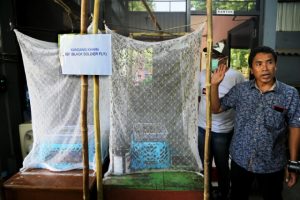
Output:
top-left (228, 17), bottom-right (258, 79)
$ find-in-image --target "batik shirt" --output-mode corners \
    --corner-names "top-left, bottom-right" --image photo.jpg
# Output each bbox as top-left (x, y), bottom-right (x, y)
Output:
top-left (220, 79), bottom-right (300, 173)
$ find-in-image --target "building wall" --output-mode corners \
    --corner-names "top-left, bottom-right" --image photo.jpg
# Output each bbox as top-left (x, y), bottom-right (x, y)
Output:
top-left (276, 55), bottom-right (300, 87)
top-left (128, 12), bottom-right (187, 33)
top-left (276, 31), bottom-right (300, 87)
top-left (0, 0), bottom-right (23, 179)
top-left (191, 15), bottom-right (252, 50)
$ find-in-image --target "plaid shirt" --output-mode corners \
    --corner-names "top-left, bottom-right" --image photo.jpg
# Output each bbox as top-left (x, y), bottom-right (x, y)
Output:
top-left (221, 79), bottom-right (300, 173)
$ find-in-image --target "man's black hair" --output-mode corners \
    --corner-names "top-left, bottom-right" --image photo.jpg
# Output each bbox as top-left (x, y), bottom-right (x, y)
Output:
top-left (248, 46), bottom-right (277, 68)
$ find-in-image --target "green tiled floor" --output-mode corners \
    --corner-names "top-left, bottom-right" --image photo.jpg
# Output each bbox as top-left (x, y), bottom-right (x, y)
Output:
top-left (103, 171), bottom-right (204, 191)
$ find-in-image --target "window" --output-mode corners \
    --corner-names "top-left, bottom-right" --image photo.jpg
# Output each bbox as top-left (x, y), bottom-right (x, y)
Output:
top-left (129, 0), bottom-right (186, 12)
top-left (190, 0), bottom-right (258, 15)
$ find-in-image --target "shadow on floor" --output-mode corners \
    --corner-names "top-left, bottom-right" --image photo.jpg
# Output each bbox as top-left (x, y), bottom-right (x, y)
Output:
top-left (249, 178), bottom-right (300, 200)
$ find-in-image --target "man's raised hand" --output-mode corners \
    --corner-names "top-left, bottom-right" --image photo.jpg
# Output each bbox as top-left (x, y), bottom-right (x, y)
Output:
top-left (211, 64), bottom-right (227, 86)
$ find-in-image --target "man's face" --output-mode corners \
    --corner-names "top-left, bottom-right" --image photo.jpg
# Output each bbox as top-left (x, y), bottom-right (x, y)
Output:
top-left (250, 52), bottom-right (276, 85)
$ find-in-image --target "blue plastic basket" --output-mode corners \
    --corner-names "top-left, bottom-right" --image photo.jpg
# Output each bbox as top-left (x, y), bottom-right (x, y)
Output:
top-left (130, 140), bottom-right (170, 170)
top-left (130, 123), bottom-right (170, 171)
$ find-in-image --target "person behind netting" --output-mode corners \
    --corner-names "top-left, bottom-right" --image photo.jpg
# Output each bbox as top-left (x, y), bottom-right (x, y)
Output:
top-left (211, 45), bottom-right (300, 200)
top-left (198, 41), bottom-right (245, 200)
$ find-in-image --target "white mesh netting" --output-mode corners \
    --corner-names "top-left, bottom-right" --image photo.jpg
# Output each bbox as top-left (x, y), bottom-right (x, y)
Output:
top-left (15, 23), bottom-right (204, 174)
top-left (15, 30), bottom-right (110, 171)
top-left (106, 24), bottom-right (204, 175)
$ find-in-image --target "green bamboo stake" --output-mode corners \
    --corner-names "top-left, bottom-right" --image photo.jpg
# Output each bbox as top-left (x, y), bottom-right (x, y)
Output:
top-left (204, 0), bottom-right (213, 200)
top-left (92, 0), bottom-right (103, 199)
top-left (80, 0), bottom-right (89, 199)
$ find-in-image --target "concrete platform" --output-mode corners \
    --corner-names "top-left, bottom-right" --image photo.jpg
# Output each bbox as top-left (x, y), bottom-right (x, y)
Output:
top-left (103, 171), bottom-right (204, 200)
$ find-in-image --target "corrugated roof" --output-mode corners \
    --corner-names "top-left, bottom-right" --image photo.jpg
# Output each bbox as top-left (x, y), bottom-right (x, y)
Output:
top-left (276, 48), bottom-right (300, 56)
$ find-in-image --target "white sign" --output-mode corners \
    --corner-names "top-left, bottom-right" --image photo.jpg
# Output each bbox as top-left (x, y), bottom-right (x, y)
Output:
top-left (216, 9), bottom-right (234, 15)
top-left (59, 34), bottom-right (112, 75)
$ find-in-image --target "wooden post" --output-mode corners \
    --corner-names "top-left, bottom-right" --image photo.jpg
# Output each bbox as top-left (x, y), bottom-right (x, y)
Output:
top-left (140, 0), bottom-right (162, 31)
top-left (80, 0), bottom-right (89, 199)
top-left (92, 0), bottom-right (103, 200)
top-left (204, 0), bottom-right (213, 200)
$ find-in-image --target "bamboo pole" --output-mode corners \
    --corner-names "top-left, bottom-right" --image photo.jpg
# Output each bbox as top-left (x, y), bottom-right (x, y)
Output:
top-left (204, 0), bottom-right (213, 200)
top-left (80, 0), bottom-right (89, 199)
top-left (92, 0), bottom-right (103, 200)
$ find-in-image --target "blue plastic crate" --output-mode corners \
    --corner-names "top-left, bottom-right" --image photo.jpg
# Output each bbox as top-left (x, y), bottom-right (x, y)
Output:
top-left (130, 140), bottom-right (170, 170)
top-left (38, 140), bottom-right (95, 170)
